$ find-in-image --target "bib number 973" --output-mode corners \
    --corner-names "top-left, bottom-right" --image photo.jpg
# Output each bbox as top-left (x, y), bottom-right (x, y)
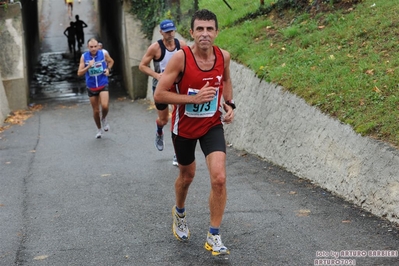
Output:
top-left (185, 88), bottom-right (218, 118)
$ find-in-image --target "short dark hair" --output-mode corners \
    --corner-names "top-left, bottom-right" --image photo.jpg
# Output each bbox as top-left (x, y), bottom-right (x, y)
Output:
top-left (87, 37), bottom-right (98, 44)
top-left (190, 9), bottom-right (218, 31)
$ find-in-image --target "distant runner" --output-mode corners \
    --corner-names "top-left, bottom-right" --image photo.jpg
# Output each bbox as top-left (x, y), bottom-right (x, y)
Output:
top-left (75, 15), bottom-right (88, 49)
top-left (65, 0), bottom-right (74, 18)
top-left (77, 38), bottom-right (114, 139)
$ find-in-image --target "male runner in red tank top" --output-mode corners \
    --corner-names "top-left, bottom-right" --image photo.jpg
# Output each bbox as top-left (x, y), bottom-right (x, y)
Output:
top-left (154, 9), bottom-right (235, 256)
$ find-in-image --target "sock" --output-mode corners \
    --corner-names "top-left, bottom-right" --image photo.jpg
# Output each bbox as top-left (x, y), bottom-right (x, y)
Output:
top-left (156, 123), bottom-right (163, 135)
top-left (175, 206), bottom-right (185, 216)
top-left (209, 226), bottom-right (220, 235)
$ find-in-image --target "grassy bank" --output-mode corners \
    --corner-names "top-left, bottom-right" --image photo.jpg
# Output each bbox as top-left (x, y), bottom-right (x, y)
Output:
top-left (178, 0), bottom-right (399, 147)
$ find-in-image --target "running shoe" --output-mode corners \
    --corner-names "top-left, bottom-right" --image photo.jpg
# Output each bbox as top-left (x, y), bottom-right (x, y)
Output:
top-left (155, 131), bottom-right (164, 151)
top-left (95, 129), bottom-right (102, 139)
top-left (102, 117), bottom-right (109, 132)
top-left (172, 206), bottom-right (190, 241)
top-left (172, 155), bottom-right (178, 166)
top-left (204, 232), bottom-right (230, 256)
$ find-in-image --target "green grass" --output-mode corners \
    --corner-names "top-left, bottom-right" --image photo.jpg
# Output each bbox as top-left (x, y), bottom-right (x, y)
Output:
top-left (176, 0), bottom-right (399, 147)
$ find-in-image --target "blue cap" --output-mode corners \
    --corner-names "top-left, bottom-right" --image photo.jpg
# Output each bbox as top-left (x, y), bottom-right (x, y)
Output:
top-left (160, 20), bottom-right (176, 32)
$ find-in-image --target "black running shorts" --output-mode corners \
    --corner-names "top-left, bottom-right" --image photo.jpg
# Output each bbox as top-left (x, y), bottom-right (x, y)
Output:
top-left (87, 85), bottom-right (109, 97)
top-left (172, 124), bottom-right (226, 166)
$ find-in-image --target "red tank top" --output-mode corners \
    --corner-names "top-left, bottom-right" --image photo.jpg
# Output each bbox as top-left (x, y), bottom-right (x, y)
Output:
top-left (171, 46), bottom-right (224, 139)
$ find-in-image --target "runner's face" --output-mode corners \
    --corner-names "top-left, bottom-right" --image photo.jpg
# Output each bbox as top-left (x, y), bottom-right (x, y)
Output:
top-left (190, 20), bottom-right (218, 50)
top-left (88, 41), bottom-right (98, 55)
top-left (161, 30), bottom-right (175, 42)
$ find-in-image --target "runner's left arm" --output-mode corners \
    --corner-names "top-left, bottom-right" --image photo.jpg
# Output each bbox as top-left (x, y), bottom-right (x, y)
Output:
top-left (104, 52), bottom-right (114, 76)
top-left (221, 49), bottom-right (234, 124)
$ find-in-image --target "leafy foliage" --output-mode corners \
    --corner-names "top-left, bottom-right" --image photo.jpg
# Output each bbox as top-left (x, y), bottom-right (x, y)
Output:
top-left (129, 0), bottom-right (164, 39)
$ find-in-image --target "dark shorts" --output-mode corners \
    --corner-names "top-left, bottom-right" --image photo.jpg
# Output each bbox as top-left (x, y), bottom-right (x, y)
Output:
top-left (87, 85), bottom-right (109, 97)
top-left (152, 85), bottom-right (168, 111)
top-left (172, 124), bottom-right (226, 166)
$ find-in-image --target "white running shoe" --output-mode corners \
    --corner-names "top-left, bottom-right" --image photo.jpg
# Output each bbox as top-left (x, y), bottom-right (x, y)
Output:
top-left (172, 206), bottom-right (190, 241)
top-left (102, 117), bottom-right (109, 132)
top-left (172, 155), bottom-right (178, 166)
top-left (95, 129), bottom-right (102, 139)
top-left (204, 232), bottom-right (230, 256)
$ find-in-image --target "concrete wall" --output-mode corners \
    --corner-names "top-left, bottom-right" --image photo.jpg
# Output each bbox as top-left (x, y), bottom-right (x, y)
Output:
top-left (0, 3), bottom-right (28, 112)
top-left (121, 1), bottom-right (149, 100)
top-left (0, 71), bottom-right (10, 125)
top-left (97, 0), bottom-right (148, 100)
top-left (224, 62), bottom-right (399, 224)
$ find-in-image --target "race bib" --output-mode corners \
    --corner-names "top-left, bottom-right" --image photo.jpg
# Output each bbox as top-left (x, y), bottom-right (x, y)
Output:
top-left (88, 62), bottom-right (104, 76)
top-left (185, 88), bottom-right (219, 118)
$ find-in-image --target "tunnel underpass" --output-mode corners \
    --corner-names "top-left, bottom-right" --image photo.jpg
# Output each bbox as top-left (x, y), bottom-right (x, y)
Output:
top-left (19, 0), bottom-right (128, 105)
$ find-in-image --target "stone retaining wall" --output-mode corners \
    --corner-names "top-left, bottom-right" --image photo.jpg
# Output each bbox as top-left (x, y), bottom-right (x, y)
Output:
top-left (225, 62), bottom-right (399, 224)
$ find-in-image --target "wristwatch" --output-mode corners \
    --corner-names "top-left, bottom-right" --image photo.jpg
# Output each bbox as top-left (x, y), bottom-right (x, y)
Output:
top-left (225, 100), bottom-right (236, 110)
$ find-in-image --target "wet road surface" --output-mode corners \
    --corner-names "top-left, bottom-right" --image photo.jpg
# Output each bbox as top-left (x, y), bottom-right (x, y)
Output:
top-left (29, 52), bottom-right (124, 105)
top-left (31, 0), bottom-right (125, 105)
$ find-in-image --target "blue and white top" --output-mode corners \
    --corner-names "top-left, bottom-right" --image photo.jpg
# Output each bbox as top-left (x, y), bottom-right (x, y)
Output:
top-left (83, 50), bottom-right (108, 90)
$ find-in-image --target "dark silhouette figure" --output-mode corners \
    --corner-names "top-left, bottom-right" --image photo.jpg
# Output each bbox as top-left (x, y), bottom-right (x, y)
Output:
top-left (75, 15), bottom-right (88, 49)
top-left (64, 21), bottom-right (77, 59)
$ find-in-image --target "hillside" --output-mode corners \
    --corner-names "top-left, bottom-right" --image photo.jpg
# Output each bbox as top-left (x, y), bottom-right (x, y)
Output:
top-left (182, 0), bottom-right (399, 147)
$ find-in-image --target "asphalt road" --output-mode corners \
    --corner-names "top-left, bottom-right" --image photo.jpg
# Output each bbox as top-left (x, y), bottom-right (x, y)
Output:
top-left (1, 95), bottom-right (399, 266)
top-left (1, 0), bottom-right (398, 265)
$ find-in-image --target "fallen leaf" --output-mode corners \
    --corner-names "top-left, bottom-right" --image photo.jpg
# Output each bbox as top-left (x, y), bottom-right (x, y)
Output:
top-left (4, 110), bottom-right (34, 125)
top-left (0, 125), bottom-right (11, 133)
top-left (365, 69), bottom-right (374, 75)
top-left (386, 68), bottom-right (394, 74)
top-left (147, 104), bottom-right (156, 110)
top-left (373, 86), bottom-right (381, 93)
top-left (295, 209), bottom-right (311, 217)
top-left (34, 255), bottom-right (49, 260)
top-left (29, 104), bottom-right (43, 111)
